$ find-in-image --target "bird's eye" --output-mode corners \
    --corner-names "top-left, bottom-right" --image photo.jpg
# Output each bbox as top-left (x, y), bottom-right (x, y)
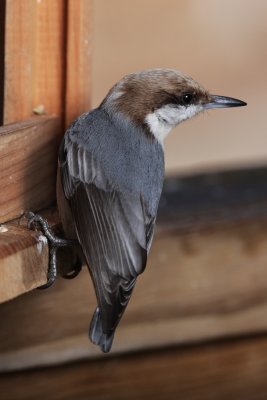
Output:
top-left (182, 93), bottom-right (194, 105)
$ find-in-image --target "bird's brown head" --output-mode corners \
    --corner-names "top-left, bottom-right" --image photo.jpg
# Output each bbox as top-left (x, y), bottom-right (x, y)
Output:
top-left (101, 69), bottom-right (246, 143)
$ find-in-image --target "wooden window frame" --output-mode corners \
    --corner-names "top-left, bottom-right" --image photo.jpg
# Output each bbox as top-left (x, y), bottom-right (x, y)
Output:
top-left (0, 0), bottom-right (92, 302)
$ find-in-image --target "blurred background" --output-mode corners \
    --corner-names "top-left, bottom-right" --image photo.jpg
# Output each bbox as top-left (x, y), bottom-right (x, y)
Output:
top-left (92, 0), bottom-right (267, 175)
top-left (1, 1), bottom-right (267, 399)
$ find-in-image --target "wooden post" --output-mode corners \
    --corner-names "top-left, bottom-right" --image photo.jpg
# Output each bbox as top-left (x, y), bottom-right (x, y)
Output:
top-left (4, 0), bottom-right (66, 125)
top-left (0, 1), bottom-right (93, 297)
top-left (0, 117), bottom-right (61, 223)
top-left (65, 0), bottom-right (92, 127)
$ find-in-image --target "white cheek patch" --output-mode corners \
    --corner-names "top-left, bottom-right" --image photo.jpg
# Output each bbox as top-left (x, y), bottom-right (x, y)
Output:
top-left (146, 104), bottom-right (203, 144)
top-left (173, 104), bottom-right (203, 124)
top-left (145, 112), bottom-right (172, 143)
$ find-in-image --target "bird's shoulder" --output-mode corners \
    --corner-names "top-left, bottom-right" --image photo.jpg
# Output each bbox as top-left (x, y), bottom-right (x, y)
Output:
top-left (60, 108), bottom-right (165, 214)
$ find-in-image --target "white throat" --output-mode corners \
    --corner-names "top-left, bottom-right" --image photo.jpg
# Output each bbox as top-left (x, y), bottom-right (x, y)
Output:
top-left (145, 104), bottom-right (202, 145)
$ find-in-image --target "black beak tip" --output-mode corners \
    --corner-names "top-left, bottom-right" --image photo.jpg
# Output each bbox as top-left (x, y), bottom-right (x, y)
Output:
top-left (229, 99), bottom-right (247, 108)
top-left (205, 95), bottom-right (247, 109)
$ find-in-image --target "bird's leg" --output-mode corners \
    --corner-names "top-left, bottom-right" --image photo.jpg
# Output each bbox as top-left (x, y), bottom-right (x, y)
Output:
top-left (27, 212), bottom-right (81, 289)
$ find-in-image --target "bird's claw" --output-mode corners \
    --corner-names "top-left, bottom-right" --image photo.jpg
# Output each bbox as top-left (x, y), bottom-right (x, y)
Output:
top-left (26, 211), bottom-right (57, 243)
top-left (25, 211), bottom-right (81, 289)
top-left (26, 211), bottom-right (38, 230)
top-left (62, 264), bottom-right (82, 280)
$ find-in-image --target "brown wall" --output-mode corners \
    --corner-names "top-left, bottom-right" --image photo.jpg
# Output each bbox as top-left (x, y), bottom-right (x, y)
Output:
top-left (92, 0), bottom-right (267, 175)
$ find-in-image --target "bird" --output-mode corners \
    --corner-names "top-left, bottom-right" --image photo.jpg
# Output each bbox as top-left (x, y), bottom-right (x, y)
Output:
top-left (55, 68), bottom-right (246, 353)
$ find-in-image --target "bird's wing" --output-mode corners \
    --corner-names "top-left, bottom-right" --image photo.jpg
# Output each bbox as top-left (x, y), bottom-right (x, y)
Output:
top-left (60, 137), bottom-right (156, 337)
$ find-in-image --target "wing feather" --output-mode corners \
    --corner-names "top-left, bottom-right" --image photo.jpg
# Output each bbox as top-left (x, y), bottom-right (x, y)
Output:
top-left (60, 135), bottom-right (154, 341)
top-left (58, 108), bottom-right (164, 352)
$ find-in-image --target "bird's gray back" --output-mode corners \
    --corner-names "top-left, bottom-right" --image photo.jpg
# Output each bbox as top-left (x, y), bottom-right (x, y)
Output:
top-left (67, 108), bottom-right (165, 216)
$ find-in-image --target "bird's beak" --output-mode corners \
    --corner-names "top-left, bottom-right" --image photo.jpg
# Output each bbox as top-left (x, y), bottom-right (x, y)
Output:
top-left (204, 95), bottom-right (247, 110)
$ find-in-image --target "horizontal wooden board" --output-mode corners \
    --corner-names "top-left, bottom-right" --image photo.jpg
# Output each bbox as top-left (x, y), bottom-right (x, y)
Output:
top-left (0, 207), bottom-right (82, 303)
top-left (2, 334), bottom-right (267, 400)
top-left (2, 212), bottom-right (267, 370)
top-left (2, 168), bottom-right (267, 371)
top-left (0, 116), bottom-right (61, 223)
top-left (0, 209), bottom-right (60, 303)
top-left (0, 223), bottom-right (48, 303)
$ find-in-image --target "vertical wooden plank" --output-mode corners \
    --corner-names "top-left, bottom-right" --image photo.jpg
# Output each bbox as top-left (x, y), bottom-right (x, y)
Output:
top-left (4, 0), bottom-right (66, 124)
top-left (32, 0), bottom-right (66, 119)
top-left (65, 0), bottom-right (92, 127)
top-left (0, 0), bottom-right (6, 125)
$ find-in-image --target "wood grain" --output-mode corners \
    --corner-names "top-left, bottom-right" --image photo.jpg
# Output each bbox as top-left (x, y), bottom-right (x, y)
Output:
top-left (0, 209), bottom-right (62, 303)
top-left (1, 335), bottom-right (267, 400)
top-left (0, 1), bottom-right (5, 124)
top-left (2, 212), bottom-right (267, 370)
top-left (0, 208), bottom-right (81, 304)
top-left (0, 116), bottom-right (61, 223)
top-left (65, 0), bottom-right (92, 127)
top-left (0, 220), bottom-right (49, 303)
top-left (4, 0), bottom-right (66, 124)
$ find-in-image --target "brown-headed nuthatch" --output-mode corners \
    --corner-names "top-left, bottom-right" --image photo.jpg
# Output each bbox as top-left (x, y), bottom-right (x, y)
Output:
top-left (31, 69), bottom-right (247, 353)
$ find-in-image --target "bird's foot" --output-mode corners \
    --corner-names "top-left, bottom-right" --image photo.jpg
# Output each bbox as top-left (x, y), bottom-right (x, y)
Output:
top-left (26, 211), bottom-right (80, 289)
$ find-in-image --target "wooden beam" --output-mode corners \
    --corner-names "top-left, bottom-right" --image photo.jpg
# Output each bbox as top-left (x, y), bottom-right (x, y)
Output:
top-left (0, 207), bottom-right (84, 305)
top-left (2, 169), bottom-right (267, 370)
top-left (0, 220), bottom-right (49, 303)
top-left (1, 335), bottom-right (267, 399)
top-left (65, 0), bottom-right (92, 127)
top-left (0, 1), bottom-right (5, 124)
top-left (2, 209), bottom-right (267, 369)
top-left (0, 209), bottom-right (62, 303)
top-left (4, 0), bottom-right (66, 124)
top-left (0, 116), bottom-right (61, 223)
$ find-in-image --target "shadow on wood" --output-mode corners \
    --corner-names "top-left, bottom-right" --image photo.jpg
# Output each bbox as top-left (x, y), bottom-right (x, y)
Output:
top-left (1, 335), bottom-right (267, 400)
top-left (1, 167), bottom-right (267, 371)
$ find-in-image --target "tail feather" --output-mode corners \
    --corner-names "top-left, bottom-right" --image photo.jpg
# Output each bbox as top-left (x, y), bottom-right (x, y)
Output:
top-left (89, 307), bottom-right (115, 353)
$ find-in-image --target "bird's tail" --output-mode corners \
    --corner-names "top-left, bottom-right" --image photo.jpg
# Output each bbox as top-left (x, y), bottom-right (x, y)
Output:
top-left (89, 307), bottom-right (115, 353)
